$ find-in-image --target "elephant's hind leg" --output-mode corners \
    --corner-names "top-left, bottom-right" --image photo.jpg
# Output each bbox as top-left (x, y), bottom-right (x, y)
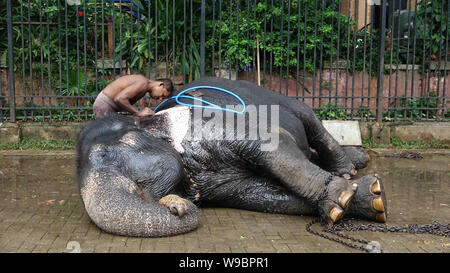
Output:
top-left (285, 100), bottom-right (356, 177)
top-left (232, 132), bottom-right (358, 224)
top-left (310, 146), bottom-right (371, 173)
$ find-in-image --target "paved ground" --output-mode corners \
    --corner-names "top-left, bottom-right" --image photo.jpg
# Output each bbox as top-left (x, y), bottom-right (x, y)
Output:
top-left (0, 149), bottom-right (449, 253)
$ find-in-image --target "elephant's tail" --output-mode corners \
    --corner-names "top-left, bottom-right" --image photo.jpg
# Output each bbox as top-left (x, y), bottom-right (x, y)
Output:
top-left (79, 169), bottom-right (200, 237)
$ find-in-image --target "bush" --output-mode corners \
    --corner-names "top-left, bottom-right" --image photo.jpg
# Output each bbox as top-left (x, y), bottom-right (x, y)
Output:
top-left (113, 0), bottom-right (203, 81)
top-left (383, 91), bottom-right (442, 120)
top-left (314, 103), bottom-right (349, 120)
top-left (0, 1), bottom-right (102, 74)
top-left (386, 0), bottom-right (449, 66)
top-left (207, 0), bottom-right (379, 74)
top-left (415, 0), bottom-right (449, 63)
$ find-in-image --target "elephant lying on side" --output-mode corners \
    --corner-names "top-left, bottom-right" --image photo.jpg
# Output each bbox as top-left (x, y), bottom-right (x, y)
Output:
top-left (76, 77), bottom-right (387, 237)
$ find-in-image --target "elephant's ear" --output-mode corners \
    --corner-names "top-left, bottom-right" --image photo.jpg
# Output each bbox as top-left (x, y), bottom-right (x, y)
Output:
top-left (135, 114), bottom-right (168, 132)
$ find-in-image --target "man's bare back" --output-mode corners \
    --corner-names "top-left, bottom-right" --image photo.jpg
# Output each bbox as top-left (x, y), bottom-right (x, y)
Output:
top-left (102, 75), bottom-right (149, 105)
top-left (93, 75), bottom-right (173, 119)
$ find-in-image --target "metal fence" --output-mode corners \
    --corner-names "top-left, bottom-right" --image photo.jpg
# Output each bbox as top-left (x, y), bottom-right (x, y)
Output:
top-left (0, 0), bottom-right (448, 122)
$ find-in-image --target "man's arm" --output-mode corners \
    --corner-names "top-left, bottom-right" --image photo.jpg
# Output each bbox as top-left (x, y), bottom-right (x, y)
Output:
top-left (113, 83), bottom-right (154, 116)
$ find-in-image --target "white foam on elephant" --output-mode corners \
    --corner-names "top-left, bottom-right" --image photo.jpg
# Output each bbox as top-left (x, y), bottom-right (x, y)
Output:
top-left (119, 131), bottom-right (140, 146)
top-left (156, 106), bottom-right (191, 153)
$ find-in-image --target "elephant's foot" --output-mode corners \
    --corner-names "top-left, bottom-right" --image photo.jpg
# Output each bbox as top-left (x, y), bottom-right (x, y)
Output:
top-left (310, 150), bottom-right (357, 180)
top-left (327, 159), bottom-right (357, 180)
top-left (159, 194), bottom-right (189, 217)
top-left (318, 177), bottom-right (358, 225)
top-left (346, 174), bottom-right (387, 223)
top-left (342, 146), bottom-right (371, 170)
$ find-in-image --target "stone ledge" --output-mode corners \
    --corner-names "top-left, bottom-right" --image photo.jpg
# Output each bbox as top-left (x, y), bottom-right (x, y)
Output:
top-left (19, 122), bottom-right (84, 142)
top-left (359, 121), bottom-right (450, 144)
top-left (0, 122), bottom-right (20, 144)
top-left (390, 123), bottom-right (450, 144)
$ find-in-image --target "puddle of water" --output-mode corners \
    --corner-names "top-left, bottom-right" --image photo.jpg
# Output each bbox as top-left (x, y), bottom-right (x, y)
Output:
top-left (0, 156), bottom-right (79, 213)
top-left (357, 154), bottom-right (450, 224)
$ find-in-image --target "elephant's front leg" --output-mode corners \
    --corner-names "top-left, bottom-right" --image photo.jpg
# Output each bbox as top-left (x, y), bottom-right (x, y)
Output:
top-left (232, 133), bottom-right (357, 225)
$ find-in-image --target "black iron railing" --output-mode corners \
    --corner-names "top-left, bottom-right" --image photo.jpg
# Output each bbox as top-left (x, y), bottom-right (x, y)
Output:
top-left (0, 0), bottom-right (448, 122)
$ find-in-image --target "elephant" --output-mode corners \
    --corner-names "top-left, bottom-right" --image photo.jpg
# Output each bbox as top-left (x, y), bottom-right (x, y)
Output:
top-left (76, 77), bottom-right (387, 237)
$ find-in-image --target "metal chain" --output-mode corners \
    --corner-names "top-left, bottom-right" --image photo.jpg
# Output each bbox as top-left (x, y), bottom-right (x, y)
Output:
top-left (306, 219), bottom-right (371, 252)
top-left (384, 151), bottom-right (424, 159)
top-left (306, 218), bottom-right (450, 253)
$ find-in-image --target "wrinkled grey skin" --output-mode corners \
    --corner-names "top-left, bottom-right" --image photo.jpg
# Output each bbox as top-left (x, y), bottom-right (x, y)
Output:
top-left (76, 118), bottom-right (201, 237)
top-left (76, 77), bottom-right (385, 237)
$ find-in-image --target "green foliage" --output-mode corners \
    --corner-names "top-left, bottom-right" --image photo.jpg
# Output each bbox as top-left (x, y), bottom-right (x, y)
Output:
top-left (362, 137), bottom-right (449, 149)
top-left (0, 0), bottom-right (114, 113)
top-left (0, 0), bottom-right (103, 74)
top-left (56, 70), bottom-right (109, 97)
top-left (386, 0), bottom-right (449, 66)
top-left (208, 0), bottom-right (379, 74)
top-left (314, 103), bottom-right (349, 120)
top-left (356, 106), bottom-right (375, 119)
top-left (0, 138), bottom-right (75, 150)
top-left (49, 101), bottom-right (95, 121)
top-left (415, 0), bottom-right (449, 62)
top-left (383, 91), bottom-right (442, 120)
top-left (2, 0), bottom-right (447, 79)
top-left (113, 0), bottom-right (203, 80)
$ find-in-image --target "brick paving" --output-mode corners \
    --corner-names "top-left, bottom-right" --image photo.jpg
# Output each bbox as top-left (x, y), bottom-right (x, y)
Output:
top-left (0, 151), bottom-right (449, 253)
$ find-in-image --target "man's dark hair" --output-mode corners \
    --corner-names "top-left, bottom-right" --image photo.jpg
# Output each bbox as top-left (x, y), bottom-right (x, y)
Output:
top-left (156, 78), bottom-right (174, 96)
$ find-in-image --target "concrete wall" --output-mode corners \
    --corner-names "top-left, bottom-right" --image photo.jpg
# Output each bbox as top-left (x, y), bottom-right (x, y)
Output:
top-left (1, 120), bottom-right (449, 145)
top-left (0, 122), bottom-right (84, 144)
top-left (359, 121), bottom-right (450, 144)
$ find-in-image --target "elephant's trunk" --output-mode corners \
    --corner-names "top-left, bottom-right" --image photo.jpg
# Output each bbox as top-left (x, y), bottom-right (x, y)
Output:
top-left (80, 169), bottom-right (200, 237)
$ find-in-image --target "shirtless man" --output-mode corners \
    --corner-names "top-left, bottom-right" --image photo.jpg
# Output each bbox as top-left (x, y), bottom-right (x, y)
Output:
top-left (93, 75), bottom-right (173, 119)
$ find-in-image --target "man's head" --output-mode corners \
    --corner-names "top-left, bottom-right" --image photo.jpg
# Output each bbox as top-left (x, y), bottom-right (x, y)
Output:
top-left (148, 78), bottom-right (174, 100)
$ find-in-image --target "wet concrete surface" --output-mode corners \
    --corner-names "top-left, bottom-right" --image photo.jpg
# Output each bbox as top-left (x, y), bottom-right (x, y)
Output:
top-left (0, 151), bottom-right (448, 253)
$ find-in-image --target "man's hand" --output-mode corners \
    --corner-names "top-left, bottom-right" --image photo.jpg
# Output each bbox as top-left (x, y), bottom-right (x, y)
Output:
top-left (135, 107), bottom-right (155, 117)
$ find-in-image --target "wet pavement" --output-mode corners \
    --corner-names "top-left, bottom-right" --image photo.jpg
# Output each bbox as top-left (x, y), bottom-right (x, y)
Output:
top-left (0, 150), bottom-right (448, 253)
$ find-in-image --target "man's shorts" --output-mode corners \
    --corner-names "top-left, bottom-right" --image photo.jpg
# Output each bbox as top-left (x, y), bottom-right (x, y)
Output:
top-left (93, 91), bottom-right (121, 119)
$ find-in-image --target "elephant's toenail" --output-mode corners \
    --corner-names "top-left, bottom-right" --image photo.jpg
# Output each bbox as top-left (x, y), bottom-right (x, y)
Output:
top-left (170, 206), bottom-right (179, 215)
top-left (329, 207), bottom-right (344, 223)
top-left (338, 190), bottom-right (353, 208)
top-left (372, 197), bottom-right (385, 212)
top-left (343, 174), bottom-right (351, 180)
top-left (371, 180), bottom-right (382, 194)
top-left (376, 212), bottom-right (386, 223)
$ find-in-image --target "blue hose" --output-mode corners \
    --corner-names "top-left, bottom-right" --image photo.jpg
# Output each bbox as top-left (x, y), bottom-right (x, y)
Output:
top-left (154, 86), bottom-right (246, 114)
